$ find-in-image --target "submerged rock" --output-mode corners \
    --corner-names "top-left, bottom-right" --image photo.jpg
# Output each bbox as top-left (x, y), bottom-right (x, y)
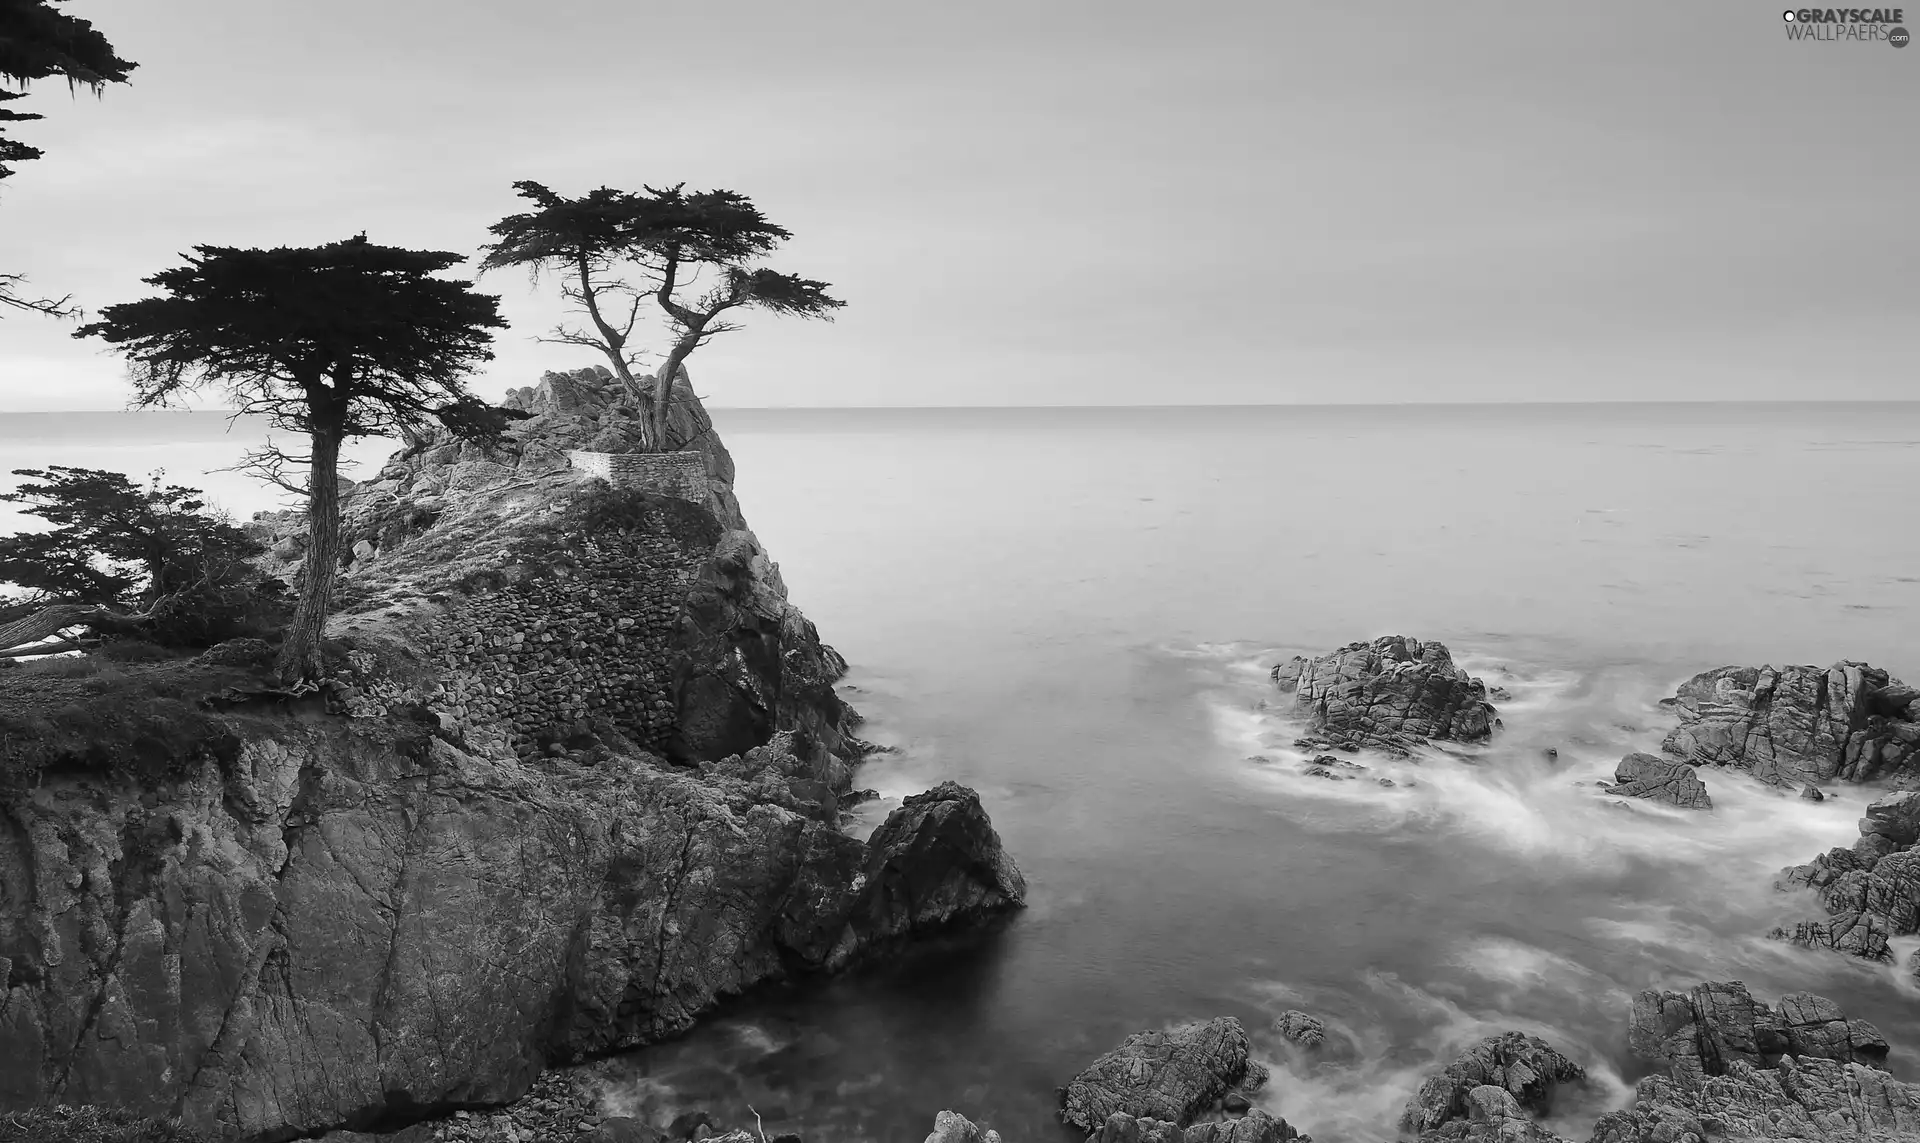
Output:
top-left (1269, 636), bottom-right (1498, 755)
top-left (1060, 1017), bottom-right (1267, 1132)
top-left (1272, 1010), bottom-right (1327, 1050)
top-left (1606, 752), bottom-right (1712, 809)
top-left (1595, 981), bottom-right (1920, 1142)
top-left (1660, 662), bottom-right (1920, 787)
top-left (1401, 1031), bottom-right (1585, 1139)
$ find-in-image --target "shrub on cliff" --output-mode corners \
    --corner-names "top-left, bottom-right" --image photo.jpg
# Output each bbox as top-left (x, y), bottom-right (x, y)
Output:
top-left (0, 466), bottom-right (289, 655)
top-left (0, 1106), bottom-right (203, 1143)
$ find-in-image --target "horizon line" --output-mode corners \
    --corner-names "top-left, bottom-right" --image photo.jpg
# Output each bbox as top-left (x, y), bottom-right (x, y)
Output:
top-left (6, 397), bottom-right (1920, 416)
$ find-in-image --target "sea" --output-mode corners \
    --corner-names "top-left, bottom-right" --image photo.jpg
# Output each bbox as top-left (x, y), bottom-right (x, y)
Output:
top-left (3, 401), bottom-right (1918, 1141)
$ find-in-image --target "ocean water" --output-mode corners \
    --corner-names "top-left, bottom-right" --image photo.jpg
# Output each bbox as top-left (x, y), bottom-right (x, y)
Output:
top-left (4, 402), bottom-right (1919, 1140)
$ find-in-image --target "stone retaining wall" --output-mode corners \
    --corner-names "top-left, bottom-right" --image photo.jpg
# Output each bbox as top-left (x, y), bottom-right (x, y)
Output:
top-left (415, 505), bottom-right (708, 758)
top-left (567, 449), bottom-right (710, 503)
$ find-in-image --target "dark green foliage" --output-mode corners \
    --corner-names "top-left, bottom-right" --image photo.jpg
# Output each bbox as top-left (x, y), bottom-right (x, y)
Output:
top-left (0, 658), bottom-right (247, 792)
top-left (435, 393), bottom-right (533, 451)
top-left (0, 466), bottom-right (262, 603)
top-left (0, 1105), bottom-right (203, 1143)
top-left (481, 179), bottom-right (843, 450)
top-left (564, 484), bottom-right (722, 551)
top-left (74, 237), bottom-right (506, 436)
top-left (74, 235), bottom-right (510, 682)
top-left (0, 466), bottom-right (288, 648)
top-left (1, 1), bottom-right (136, 317)
top-left (0, 0), bottom-right (137, 181)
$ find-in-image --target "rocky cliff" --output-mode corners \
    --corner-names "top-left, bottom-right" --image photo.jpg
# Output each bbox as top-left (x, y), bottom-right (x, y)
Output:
top-left (0, 368), bottom-right (1026, 1141)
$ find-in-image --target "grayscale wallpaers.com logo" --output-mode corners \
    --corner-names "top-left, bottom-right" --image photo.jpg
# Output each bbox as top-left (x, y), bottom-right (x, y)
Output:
top-left (1782, 7), bottom-right (1909, 45)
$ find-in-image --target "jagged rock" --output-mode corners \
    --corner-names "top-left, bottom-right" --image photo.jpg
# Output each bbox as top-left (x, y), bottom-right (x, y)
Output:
top-left (1593, 1055), bottom-right (1920, 1142)
top-left (1269, 636), bottom-right (1498, 754)
top-left (924, 1109), bottom-right (1003, 1143)
top-left (1606, 753), bottom-right (1712, 809)
top-left (1661, 662), bottom-right (1920, 787)
top-left (1061, 1018), bottom-right (1265, 1132)
top-left (1272, 1011), bottom-right (1326, 1050)
top-left (1091, 1112), bottom-right (1188, 1143)
top-left (1862, 790), bottom-right (1920, 846)
top-left (1416, 1085), bottom-right (1572, 1143)
top-left (0, 370), bottom-right (1027, 1141)
top-left (1799, 783), bottom-right (1825, 801)
top-left (1184, 1109), bottom-right (1298, 1143)
top-left (1775, 797), bottom-right (1920, 963)
top-left (0, 725), bottom-right (1025, 1135)
top-left (1627, 980), bottom-right (1889, 1084)
top-left (828, 782), bottom-right (1027, 967)
top-left (1401, 1031), bottom-right (1585, 1137)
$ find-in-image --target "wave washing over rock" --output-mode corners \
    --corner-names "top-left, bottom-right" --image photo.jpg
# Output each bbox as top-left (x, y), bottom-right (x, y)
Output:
top-left (0, 368), bottom-right (1025, 1140)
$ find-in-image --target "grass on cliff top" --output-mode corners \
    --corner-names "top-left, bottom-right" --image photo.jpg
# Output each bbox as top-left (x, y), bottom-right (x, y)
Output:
top-left (0, 642), bottom-right (275, 793)
top-left (334, 479), bottom-right (723, 612)
top-left (0, 1106), bottom-right (204, 1143)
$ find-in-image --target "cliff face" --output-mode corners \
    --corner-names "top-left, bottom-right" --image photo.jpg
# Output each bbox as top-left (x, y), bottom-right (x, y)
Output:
top-left (0, 369), bottom-right (1026, 1140)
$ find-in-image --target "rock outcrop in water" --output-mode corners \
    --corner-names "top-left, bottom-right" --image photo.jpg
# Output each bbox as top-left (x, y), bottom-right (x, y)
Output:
top-left (1604, 753), bottom-right (1712, 809)
top-left (1773, 790), bottom-right (1920, 966)
top-left (1269, 636), bottom-right (1499, 755)
top-left (0, 368), bottom-right (1027, 1140)
top-left (1059, 1018), bottom-right (1270, 1134)
top-left (1591, 981), bottom-right (1919, 1143)
top-left (1660, 662), bottom-right (1920, 788)
top-left (1401, 1032), bottom-right (1586, 1142)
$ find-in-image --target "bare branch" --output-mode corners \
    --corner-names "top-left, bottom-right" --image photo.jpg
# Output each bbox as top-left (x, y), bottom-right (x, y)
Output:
top-left (212, 437), bottom-right (357, 502)
top-left (0, 272), bottom-right (79, 319)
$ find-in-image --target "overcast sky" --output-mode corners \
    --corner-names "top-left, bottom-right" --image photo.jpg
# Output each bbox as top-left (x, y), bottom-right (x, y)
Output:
top-left (0, 0), bottom-right (1912, 411)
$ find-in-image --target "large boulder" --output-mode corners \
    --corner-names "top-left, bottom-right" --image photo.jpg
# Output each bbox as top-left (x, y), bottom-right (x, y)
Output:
top-left (1060, 1018), bottom-right (1267, 1132)
top-left (1401, 1032), bottom-right (1585, 1138)
top-left (1606, 753), bottom-right (1712, 809)
top-left (828, 781), bottom-right (1028, 967)
top-left (1269, 636), bottom-right (1498, 754)
top-left (924, 1109), bottom-right (1004, 1143)
top-left (1862, 790), bottom-right (1920, 846)
top-left (1627, 981), bottom-right (1888, 1083)
top-left (1182, 1110), bottom-right (1300, 1143)
top-left (1661, 662), bottom-right (1920, 787)
top-left (1599, 981), bottom-right (1920, 1142)
top-left (1589, 1057), bottom-right (1920, 1143)
top-left (0, 723), bottom-right (1027, 1138)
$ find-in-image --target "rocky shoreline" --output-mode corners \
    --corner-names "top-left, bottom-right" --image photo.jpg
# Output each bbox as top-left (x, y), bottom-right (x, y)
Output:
top-left (5, 376), bottom-right (1919, 1143)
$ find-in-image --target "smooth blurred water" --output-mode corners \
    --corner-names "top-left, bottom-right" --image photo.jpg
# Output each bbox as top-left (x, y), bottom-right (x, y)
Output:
top-left (596, 402), bottom-right (1920, 1142)
top-left (4, 403), bottom-right (1918, 1140)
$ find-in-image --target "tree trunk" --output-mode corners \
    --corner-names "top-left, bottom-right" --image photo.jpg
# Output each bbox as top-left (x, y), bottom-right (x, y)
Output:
top-left (274, 427), bottom-right (343, 683)
top-left (650, 334), bottom-right (699, 452)
top-left (602, 348), bottom-right (657, 451)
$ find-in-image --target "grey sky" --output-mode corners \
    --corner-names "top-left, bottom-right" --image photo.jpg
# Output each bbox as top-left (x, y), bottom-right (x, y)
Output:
top-left (0, 0), bottom-right (1912, 410)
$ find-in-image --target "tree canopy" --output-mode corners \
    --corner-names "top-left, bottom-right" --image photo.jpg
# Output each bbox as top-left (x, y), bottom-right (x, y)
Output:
top-left (482, 180), bottom-right (843, 449)
top-left (75, 234), bottom-right (507, 680)
top-left (77, 235), bottom-right (507, 431)
top-left (1, 0), bottom-right (137, 317)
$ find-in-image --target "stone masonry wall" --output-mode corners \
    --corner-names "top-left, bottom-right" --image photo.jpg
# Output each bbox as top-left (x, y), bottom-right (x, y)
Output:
top-left (402, 506), bottom-right (709, 760)
top-left (567, 450), bottom-right (710, 504)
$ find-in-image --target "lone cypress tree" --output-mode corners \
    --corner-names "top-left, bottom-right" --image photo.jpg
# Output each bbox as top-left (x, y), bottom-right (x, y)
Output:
top-left (76, 235), bottom-right (508, 682)
top-left (482, 180), bottom-right (843, 450)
